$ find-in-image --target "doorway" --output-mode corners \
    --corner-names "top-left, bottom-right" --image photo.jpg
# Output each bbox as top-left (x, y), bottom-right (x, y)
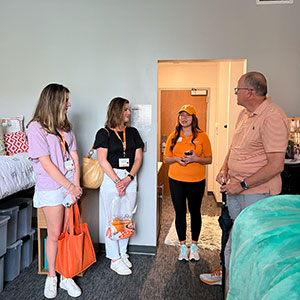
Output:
top-left (160, 89), bottom-right (208, 195)
top-left (157, 59), bottom-right (247, 201)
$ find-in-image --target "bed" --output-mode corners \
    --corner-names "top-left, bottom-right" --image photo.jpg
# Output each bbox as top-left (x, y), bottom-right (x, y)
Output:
top-left (0, 153), bottom-right (35, 200)
top-left (0, 116), bottom-right (35, 200)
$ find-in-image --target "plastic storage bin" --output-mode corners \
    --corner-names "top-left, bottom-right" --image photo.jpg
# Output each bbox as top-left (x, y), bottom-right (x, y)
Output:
top-left (0, 216), bottom-right (10, 257)
top-left (20, 229), bottom-right (35, 271)
top-left (0, 255), bottom-right (4, 293)
top-left (7, 197), bottom-right (33, 239)
top-left (0, 205), bottom-right (18, 245)
top-left (4, 239), bottom-right (22, 281)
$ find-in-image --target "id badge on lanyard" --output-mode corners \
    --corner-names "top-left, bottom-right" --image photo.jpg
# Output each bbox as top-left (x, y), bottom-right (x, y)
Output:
top-left (119, 158), bottom-right (129, 167)
top-left (114, 127), bottom-right (130, 168)
top-left (57, 130), bottom-right (75, 171)
top-left (64, 159), bottom-right (75, 171)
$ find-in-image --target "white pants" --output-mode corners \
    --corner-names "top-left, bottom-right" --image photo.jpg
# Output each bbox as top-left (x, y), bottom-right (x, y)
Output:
top-left (100, 168), bottom-right (137, 260)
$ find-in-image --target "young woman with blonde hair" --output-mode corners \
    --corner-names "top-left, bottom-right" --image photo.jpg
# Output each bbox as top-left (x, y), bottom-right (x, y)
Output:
top-left (27, 83), bottom-right (82, 298)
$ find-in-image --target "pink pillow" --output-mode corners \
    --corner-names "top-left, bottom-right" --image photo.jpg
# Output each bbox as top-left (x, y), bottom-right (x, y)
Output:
top-left (4, 130), bottom-right (29, 154)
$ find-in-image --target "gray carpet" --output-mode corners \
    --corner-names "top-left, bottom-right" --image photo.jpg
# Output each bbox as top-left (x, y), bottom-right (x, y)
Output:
top-left (1, 195), bottom-right (222, 300)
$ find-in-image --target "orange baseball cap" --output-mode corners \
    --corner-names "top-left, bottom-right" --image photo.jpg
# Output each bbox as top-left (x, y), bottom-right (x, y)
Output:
top-left (178, 104), bottom-right (196, 115)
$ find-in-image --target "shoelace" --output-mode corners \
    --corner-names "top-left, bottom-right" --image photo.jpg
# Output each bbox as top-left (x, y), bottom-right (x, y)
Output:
top-left (47, 278), bottom-right (57, 292)
top-left (191, 245), bottom-right (198, 254)
top-left (180, 246), bottom-right (187, 254)
top-left (212, 270), bottom-right (222, 277)
top-left (123, 257), bottom-right (130, 263)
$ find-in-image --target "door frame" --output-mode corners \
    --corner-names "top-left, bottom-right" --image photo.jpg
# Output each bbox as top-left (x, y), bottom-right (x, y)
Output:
top-left (158, 87), bottom-right (211, 195)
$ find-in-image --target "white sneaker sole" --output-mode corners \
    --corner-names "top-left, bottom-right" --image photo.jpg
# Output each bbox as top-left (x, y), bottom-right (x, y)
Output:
top-left (44, 292), bottom-right (57, 299)
top-left (189, 255), bottom-right (200, 261)
top-left (110, 265), bottom-right (132, 275)
top-left (199, 278), bottom-right (222, 286)
top-left (59, 283), bottom-right (82, 297)
top-left (178, 256), bottom-right (189, 261)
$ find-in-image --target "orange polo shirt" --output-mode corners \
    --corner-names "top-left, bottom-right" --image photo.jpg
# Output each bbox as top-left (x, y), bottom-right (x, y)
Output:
top-left (164, 130), bottom-right (212, 182)
top-left (228, 97), bottom-right (289, 195)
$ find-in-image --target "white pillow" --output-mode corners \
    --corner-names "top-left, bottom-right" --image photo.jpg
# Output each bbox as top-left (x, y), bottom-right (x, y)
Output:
top-left (1, 115), bottom-right (24, 134)
top-left (0, 119), bottom-right (6, 155)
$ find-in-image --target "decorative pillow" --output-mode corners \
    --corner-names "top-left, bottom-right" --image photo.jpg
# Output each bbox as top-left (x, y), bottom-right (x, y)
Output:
top-left (2, 115), bottom-right (24, 134)
top-left (0, 119), bottom-right (6, 155)
top-left (4, 130), bottom-right (29, 154)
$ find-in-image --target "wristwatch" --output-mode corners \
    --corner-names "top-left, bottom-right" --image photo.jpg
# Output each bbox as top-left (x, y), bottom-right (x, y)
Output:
top-left (127, 174), bottom-right (134, 181)
top-left (240, 180), bottom-right (248, 190)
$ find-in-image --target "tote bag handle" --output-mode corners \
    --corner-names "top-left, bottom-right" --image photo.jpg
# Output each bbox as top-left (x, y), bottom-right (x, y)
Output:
top-left (62, 203), bottom-right (82, 236)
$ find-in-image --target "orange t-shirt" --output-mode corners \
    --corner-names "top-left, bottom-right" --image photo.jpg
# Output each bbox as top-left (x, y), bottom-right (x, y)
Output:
top-left (228, 97), bottom-right (289, 195)
top-left (164, 130), bottom-right (212, 182)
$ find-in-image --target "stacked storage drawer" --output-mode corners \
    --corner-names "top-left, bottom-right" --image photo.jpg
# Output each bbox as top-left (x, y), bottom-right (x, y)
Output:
top-left (0, 206), bottom-right (18, 245)
top-left (0, 216), bottom-right (10, 293)
top-left (0, 197), bottom-right (35, 293)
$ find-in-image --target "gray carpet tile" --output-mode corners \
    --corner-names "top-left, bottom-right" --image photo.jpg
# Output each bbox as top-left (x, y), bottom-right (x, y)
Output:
top-left (0, 195), bottom-right (222, 300)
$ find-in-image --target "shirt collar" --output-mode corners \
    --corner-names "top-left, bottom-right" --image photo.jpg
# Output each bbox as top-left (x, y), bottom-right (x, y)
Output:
top-left (180, 131), bottom-right (192, 139)
top-left (246, 96), bottom-right (272, 117)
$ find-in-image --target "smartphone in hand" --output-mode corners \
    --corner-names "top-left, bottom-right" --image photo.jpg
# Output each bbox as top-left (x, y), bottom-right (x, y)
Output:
top-left (184, 150), bottom-right (193, 156)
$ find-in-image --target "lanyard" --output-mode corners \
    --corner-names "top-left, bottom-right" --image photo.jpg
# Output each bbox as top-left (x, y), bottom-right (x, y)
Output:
top-left (113, 127), bottom-right (126, 157)
top-left (56, 130), bottom-right (70, 157)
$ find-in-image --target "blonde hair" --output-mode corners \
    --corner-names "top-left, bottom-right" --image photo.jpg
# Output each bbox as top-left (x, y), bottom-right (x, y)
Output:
top-left (105, 97), bottom-right (129, 129)
top-left (28, 83), bottom-right (72, 134)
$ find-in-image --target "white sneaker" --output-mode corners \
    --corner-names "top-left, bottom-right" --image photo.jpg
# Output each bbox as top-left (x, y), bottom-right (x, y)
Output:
top-left (121, 253), bottom-right (132, 268)
top-left (44, 276), bottom-right (57, 299)
top-left (200, 269), bottom-right (222, 286)
top-left (189, 244), bottom-right (200, 261)
top-left (59, 276), bottom-right (82, 297)
top-left (178, 245), bottom-right (189, 261)
top-left (111, 258), bottom-right (132, 275)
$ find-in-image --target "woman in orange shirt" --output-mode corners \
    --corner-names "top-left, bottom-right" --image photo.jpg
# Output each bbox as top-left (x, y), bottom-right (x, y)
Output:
top-left (163, 105), bottom-right (212, 261)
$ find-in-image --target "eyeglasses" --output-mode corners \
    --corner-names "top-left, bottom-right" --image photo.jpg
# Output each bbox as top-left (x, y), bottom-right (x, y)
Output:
top-left (234, 87), bottom-right (254, 94)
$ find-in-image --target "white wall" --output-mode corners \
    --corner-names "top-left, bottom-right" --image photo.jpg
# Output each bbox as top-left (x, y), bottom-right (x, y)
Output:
top-left (1, 0), bottom-right (299, 247)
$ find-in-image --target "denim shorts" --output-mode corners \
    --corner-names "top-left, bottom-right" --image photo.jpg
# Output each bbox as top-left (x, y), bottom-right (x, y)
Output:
top-left (33, 172), bottom-right (74, 208)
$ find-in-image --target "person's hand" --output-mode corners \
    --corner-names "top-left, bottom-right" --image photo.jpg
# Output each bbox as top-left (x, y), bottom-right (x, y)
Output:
top-left (66, 184), bottom-right (82, 204)
top-left (182, 151), bottom-right (197, 164)
top-left (220, 182), bottom-right (243, 196)
top-left (115, 176), bottom-right (131, 197)
top-left (175, 157), bottom-right (187, 166)
top-left (216, 169), bottom-right (229, 185)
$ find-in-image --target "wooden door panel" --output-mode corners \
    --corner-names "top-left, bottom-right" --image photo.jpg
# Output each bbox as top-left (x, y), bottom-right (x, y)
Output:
top-left (161, 90), bottom-right (207, 195)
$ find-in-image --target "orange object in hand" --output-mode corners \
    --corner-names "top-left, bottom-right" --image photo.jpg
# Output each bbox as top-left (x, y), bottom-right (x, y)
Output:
top-left (55, 203), bottom-right (96, 278)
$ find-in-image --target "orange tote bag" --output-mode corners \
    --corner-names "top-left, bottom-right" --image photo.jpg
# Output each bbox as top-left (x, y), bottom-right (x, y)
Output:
top-left (55, 203), bottom-right (96, 278)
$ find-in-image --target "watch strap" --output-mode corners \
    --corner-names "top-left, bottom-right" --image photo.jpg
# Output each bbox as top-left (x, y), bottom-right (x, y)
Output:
top-left (127, 174), bottom-right (134, 181)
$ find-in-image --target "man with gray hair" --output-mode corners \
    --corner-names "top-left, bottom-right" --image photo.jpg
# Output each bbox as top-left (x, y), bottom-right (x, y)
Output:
top-left (214, 72), bottom-right (288, 296)
top-left (218, 71), bottom-right (288, 210)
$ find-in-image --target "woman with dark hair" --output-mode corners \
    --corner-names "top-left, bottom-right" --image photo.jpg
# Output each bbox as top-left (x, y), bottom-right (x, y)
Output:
top-left (27, 84), bottom-right (82, 298)
top-left (94, 97), bottom-right (144, 275)
top-left (163, 104), bottom-right (212, 261)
